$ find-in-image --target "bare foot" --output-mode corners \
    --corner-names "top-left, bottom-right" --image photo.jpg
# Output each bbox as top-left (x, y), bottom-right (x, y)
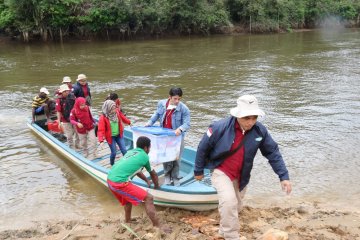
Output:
top-left (159, 224), bottom-right (172, 234)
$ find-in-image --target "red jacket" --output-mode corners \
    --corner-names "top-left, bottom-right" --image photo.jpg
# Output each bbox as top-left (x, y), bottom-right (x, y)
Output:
top-left (69, 107), bottom-right (95, 134)
top-left (97, 109), bottom-right (131, 144)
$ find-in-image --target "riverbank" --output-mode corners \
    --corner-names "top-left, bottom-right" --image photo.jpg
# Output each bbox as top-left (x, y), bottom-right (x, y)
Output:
top-left (1, 200), bottom-right (359, 240)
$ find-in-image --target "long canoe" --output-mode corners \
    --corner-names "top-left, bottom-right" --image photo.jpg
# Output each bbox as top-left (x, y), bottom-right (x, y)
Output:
top-left (27, 118), bottom-right (218, 211)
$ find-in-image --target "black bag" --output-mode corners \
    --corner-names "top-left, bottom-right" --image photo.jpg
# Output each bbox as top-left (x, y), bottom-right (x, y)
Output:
top-left (61, 93), bottom-right (75, 122)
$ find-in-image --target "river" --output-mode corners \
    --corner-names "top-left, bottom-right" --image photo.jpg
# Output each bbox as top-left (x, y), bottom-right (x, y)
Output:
top-left (1, 29), bottom-right (360, 230)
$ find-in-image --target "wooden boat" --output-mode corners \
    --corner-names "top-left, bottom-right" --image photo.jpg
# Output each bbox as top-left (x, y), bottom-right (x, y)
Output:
top-left (27, 117), bottom-right (218, 211)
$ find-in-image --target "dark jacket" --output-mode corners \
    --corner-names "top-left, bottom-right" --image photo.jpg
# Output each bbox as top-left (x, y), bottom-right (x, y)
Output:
top-left (194, 116), bottom-right (290, 191)
top-left (72, 82), bottom-right (91, 99)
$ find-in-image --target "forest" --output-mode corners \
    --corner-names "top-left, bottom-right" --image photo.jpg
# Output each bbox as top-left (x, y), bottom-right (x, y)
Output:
top-left (0, 0), bottom-right (359, 42)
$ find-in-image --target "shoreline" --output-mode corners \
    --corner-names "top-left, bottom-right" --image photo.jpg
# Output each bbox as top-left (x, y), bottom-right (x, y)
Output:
top-left (1, 27), bottom-right (359, 44)
top-left (1, 199), bottom-right (359, 240)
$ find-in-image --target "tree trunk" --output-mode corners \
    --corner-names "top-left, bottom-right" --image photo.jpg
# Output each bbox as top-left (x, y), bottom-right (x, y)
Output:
top-left (40, 27), bottom-right (48, 42)
top-left (60, 28), bottom-right (63, 43)
top-left (49, 28), bottom-right (53, 40)
top-left (22, 31), bottom-right (29, 43)
top-left (250, 15), bottom-right (252, 34)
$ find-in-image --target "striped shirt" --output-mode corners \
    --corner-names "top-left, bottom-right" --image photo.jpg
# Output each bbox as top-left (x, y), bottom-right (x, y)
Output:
top-left (32, 96), bottom-right (49, 108)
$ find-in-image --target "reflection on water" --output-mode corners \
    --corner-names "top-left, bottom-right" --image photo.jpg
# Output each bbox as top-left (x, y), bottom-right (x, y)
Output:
top-left (1, 29), bottom-right (360, 229)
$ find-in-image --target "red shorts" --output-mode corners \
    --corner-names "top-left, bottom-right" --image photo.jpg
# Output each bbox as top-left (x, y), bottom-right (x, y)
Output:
top-left (107, 179), bottom-right (148, 206)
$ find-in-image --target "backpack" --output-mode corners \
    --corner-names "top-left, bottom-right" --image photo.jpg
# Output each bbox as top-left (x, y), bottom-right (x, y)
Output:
top-left (60, 93), bottom-right (76, 121)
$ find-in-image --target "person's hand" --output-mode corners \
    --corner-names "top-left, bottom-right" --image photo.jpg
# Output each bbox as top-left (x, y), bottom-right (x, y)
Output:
top-left (58, 122), bottom-right (62, 130)
top-left (280, 180), bottom-right (292, 195)
top-left (195, 175), bottom-right (204, 181)
top-left (99, 141), bottom-right (105, 149)
top-left (77, 122), bottom-right (83, 128)
top-left (175, 129), bottom-right (182, 136)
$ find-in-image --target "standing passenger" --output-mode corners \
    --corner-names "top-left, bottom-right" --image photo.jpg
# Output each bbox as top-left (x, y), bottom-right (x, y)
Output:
top-left (56, 84), bottom-right (78, 149)
top-left (55, 76), bottom-right (73, 97)
top-left (146, 87), bottom-right (190, 186)
top-left (107, 92), bottom-right (123, 113)
top-left (70, 97), bottom-right (96, 159)
top-left (98, 100), bottom-right (131, 166)
top-left (72, 74), bottom-right (92, 106)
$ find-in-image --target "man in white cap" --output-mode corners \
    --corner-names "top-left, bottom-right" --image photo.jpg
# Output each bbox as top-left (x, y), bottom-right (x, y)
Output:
top-left (31, 87), bottom-right (54, 123)
top-left (194, 95), bottom-right (292, 240)
top-left (56, 84), bottom-right (78, 149)
top-left (73, 73), bottom-right (92, 106)
top-left (55, 76), bottom-right (73, 97)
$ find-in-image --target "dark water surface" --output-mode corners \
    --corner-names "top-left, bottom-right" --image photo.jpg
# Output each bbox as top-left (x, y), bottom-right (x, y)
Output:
top-left (1, 29), bottom-right (360, 230)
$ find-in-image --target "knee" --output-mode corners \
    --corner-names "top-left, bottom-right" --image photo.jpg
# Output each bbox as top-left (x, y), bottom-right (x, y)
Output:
top-left (219, 197), bottom-right (238, 210)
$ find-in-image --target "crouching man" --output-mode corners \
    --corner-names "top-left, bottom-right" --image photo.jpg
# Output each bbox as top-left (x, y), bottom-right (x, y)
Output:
top-left (107, 136), bottom-right (169, 232)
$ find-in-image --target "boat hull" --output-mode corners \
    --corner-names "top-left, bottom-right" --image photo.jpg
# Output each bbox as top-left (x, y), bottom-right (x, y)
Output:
top-left (27, 119), bottom-right (218, 211)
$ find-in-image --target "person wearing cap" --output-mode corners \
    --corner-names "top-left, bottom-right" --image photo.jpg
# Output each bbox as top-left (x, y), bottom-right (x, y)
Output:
top-left (31, 87), bottom-right (55, 123)
top-left (72, 74), bottom-right (92, 106)
top-left (55, 76), bottom-right (73, 97)
top-left (56, 84), bottom-right (78, 149)
top-left (145, 87), bottom-right (190, 186)
top-left (194, 95), bottom-right (292, 240)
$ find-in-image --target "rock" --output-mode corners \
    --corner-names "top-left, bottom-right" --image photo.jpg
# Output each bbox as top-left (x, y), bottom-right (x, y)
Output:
top-left (257, 228), bottom-right (289, 240)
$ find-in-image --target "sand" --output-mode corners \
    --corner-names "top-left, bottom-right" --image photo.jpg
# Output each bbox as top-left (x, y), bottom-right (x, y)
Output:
top-left (1, 199), bottom-right (359, 240)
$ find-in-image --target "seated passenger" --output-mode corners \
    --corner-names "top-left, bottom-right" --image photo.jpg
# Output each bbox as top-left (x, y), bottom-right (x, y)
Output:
top-left (31, 87), bottom-right (54, 123)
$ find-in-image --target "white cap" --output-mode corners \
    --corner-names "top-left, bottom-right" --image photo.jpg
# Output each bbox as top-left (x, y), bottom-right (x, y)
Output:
top-left (76, 74), bottom-right (87, 81)
top-left (230, 95), bottom-right (265, 118)
top-left (62, 76), bottom-right (72, 83)
top-left (59, 84), bottom-right (70, 93)
top-left (40, 87), bottom-right (49, 95)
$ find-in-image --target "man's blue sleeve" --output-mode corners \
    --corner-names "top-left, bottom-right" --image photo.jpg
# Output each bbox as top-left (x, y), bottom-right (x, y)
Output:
top-left (194, 128), bottom-right (212, 176)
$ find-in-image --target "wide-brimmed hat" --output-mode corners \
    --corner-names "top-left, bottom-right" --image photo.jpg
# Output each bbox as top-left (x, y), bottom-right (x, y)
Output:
top-left (230, 95), bottom-right (265, 118)
top-left (59, 84), bottom-right (70, 93)
top-left (62, 76), bottom-right (71, 83)
top-left (76, 74), bottom-right (87, 81)
top-left (40, 87), bottom-right (49, 95)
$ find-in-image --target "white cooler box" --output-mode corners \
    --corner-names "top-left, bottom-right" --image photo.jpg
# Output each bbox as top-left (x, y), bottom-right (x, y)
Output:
top-left (132, 126), bottom-right (183, 165)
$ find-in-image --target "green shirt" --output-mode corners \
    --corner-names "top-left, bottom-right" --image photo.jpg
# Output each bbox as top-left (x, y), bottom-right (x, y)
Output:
top-left (110, 121), bottom-right (119, 136)
top-left (107, 148), bottom-right (152, 183)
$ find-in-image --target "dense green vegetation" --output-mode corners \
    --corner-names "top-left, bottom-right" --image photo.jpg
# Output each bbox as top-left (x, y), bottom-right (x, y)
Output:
top-left (0, 0), bottom-right (359, 42)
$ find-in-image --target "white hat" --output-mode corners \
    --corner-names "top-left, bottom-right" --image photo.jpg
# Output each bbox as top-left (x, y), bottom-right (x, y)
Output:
top-left (62, 76), bottom-right (72, 83)
top-left (76, 74), bottom-right (87, 81)
top-left (230, 95), bottom-right (265, 118)
top-left (59, 84), bottom-right (70, 93)
top-left (40, 87), bottom-right (49, 95)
